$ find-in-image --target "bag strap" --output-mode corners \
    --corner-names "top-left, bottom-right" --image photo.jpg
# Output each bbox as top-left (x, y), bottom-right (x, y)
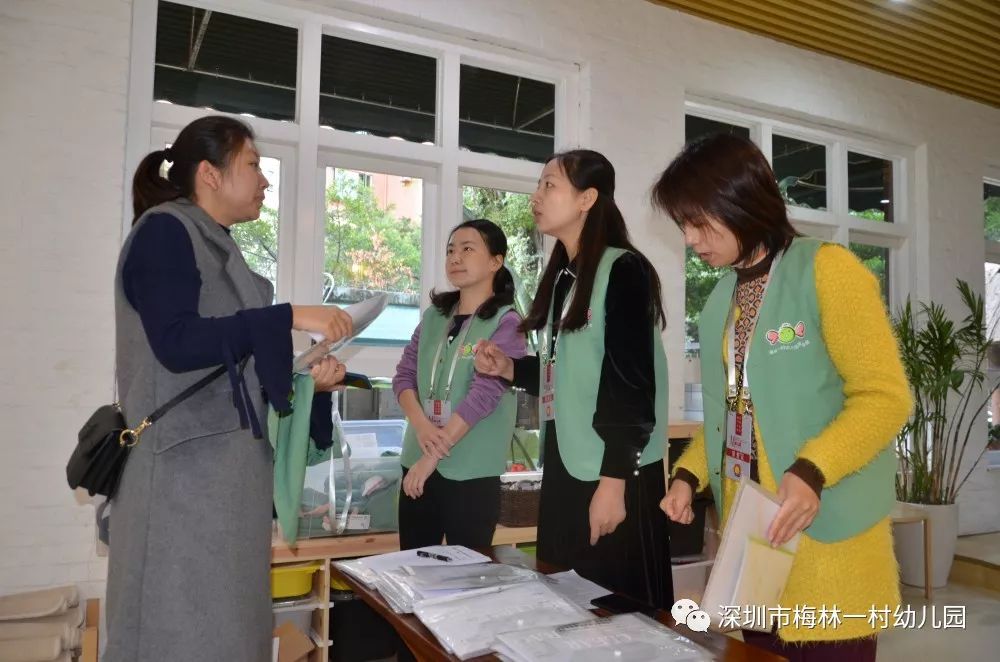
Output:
top-left (149, 364), bottom-right (229, 423)
top-left (119, 363), bottom-right (232, 447)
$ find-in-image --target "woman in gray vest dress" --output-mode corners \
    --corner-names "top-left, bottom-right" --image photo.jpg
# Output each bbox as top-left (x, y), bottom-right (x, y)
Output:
top-left (105, 116), bottom-right (352, 662)
top-left (474, 150), bottom-right (673, 610)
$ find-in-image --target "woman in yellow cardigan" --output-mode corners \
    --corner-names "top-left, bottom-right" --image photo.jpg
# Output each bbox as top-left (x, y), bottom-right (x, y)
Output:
top-left (653, 134), bottom-right (912, 661)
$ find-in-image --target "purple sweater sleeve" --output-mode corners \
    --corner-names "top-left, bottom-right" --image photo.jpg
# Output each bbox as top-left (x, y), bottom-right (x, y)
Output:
top-left (455, 311), bottom-right (526, 427)
top-left (392, 322), bottom-right (422, 400)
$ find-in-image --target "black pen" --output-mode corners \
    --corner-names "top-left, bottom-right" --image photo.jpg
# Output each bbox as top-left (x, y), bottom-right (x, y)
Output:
top-left (417, 550), bottom-right (452, 562)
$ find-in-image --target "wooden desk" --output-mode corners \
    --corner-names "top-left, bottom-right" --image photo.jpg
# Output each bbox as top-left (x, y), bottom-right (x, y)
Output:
top-left (330, 546), bottom-right (786, 662)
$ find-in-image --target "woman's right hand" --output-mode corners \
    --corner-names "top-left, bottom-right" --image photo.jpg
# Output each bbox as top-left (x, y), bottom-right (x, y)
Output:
top-left (660, 480), bottom-right (695, 524)
top-left (415, 417), bottom-right (451, 461)
top-left (474, 339), bottom-right (514, 382)
top-left (292, 305), bottom-right (353, 342)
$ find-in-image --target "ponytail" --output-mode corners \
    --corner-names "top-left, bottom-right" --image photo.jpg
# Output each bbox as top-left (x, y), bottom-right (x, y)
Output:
top-left (131, 149), bottom-right (181, 222)
top-left (131, 115), bottom-right (254, 224)
top-left (478, 265), bottom-right (515, 319)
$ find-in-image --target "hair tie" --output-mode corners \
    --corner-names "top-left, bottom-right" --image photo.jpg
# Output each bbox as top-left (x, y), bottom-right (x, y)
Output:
top-left (163, 147), bottom-right (174, 162)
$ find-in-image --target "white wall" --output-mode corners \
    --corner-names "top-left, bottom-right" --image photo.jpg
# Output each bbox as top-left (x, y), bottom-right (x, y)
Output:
top-left (0, 0), bottom-right (132, 597)
top-left (1, 0), bottom-right (998, 598)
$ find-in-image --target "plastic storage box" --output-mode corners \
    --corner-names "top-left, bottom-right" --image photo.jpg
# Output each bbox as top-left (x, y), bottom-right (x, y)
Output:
top-left (297, 420), bottom-right (405, 539)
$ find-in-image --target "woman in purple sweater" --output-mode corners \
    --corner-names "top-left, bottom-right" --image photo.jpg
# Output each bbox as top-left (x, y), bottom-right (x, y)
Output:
top-left (392, 219), bottom-right (527, 549)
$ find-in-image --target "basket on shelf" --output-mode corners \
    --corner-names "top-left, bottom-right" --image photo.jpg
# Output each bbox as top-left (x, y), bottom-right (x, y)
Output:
top-left (498, 434), bottom-right (542, 527)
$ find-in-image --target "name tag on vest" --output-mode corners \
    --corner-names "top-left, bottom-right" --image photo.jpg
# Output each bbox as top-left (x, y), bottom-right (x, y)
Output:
top-left (424, 399), bottom-right (452, 427)
top-left (725, 410), bottom-right (753, 481)
top-left (542, 361), bottom-right (556, 422)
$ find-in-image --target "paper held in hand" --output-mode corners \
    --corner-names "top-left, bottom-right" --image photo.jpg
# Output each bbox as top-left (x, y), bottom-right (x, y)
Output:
top-left (293, 294), bottom-right (389, 374)
top-left (700, 478), bottom-right (800, 633)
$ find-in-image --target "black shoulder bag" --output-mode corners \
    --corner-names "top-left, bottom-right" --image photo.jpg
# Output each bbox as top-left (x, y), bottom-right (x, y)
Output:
top-left (67, 365), bottom-right (228, 498)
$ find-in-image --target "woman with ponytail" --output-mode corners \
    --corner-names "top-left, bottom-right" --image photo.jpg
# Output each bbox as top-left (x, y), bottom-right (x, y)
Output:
top-left (393, 219), bottom-right (526, 549)
top-left (106, 116), bottom-right (353, 662)
top-left (474, 150), bottom-right (673, 609)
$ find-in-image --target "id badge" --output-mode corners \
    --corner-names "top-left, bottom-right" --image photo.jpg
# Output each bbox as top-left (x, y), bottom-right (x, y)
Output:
top-left (423, 399), bottom-right (452, 427)
top-left (724, 409), bottom-right (753, 481)
top-left (541, 361), bottom-right (556, 422)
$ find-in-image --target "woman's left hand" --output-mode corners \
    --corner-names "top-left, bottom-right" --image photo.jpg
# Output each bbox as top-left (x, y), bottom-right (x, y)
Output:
top-left (768, 471), bottom-right (820, 547)
top-left (311, 355), bottom-right (347, 392)
top-left (402, 456), bottom-right (438, 499)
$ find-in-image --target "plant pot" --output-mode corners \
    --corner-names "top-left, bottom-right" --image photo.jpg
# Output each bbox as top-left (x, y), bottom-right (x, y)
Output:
top-left (893, 501), bottom-right (959, 589)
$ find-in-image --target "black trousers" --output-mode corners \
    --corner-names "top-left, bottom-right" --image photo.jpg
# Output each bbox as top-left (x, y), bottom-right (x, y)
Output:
top-left (537, 422), bottom-right (674, 610)
top-left (397, 468), bottom-right (501, 550)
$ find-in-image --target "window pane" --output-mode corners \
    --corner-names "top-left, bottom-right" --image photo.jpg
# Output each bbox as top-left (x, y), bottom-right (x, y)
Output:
top-left (231, 157), bottom-right (281, 299)
top-left (154, 1), bottom-right (297, 120)
top-left (987, 263), bottom-right (1000, 342)
top-left (850, 243), bottom-right (890, 303)
top-left (685, 246), bottom-right (728, 345)
top-left (848, 152), bottom-right (893, 222)
top-left (323, 168), bottom-right (422, 344)
top-left (320, 36), bottom-right (436, 144)
top-left (985, 182), bottom-right (1000, 242)
top-left (459, 65), bottom-right (554, 162)
top-left (462, 186), bottom-right (543, 312)
top-left (684, 115), bottom-right (750, 144)
top-left (772, 135), bottom-right (827, 210)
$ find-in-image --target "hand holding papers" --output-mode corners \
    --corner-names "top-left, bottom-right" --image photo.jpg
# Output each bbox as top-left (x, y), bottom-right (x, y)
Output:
top-left (700, 479), bottom-right (801, 632)
top-left (293, 294), bottom-right (389, 374)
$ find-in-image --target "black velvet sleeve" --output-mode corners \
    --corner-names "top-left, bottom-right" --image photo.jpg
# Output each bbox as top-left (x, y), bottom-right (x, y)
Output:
top-left (593, 253), bottom-right (658, 479)
top-left (512, 355), bottom-right (541, 397)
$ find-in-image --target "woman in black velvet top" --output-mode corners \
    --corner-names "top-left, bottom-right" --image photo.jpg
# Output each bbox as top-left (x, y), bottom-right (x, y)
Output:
top-left (475, 150), bottom-right (673, 609)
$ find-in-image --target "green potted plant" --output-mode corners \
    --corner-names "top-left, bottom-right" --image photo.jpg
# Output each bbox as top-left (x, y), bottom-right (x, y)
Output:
top-left (892, 280), bottom-right (997, 588)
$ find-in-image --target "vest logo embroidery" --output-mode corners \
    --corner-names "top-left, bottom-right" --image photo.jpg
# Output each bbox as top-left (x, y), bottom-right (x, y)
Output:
top-left (765, 321), bottom-right (809, 354)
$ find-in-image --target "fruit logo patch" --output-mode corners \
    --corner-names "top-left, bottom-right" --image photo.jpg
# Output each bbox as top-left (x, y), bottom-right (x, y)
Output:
top-left (765, 321), bottom-right (806, 346)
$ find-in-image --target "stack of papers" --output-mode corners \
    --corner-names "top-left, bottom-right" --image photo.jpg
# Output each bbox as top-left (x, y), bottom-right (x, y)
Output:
top-left (375, 562), bottom-right (537, 614)
top-left (494, 613), bottom-right (711, 662)
top-left (334, 545), bottom-right (490, 589)
top-left (413, 580), bottom-right (595, 660)
top-left (700, 478), bottom-right (801, 632)
top-left (293, 294), bottom-right (389, 374)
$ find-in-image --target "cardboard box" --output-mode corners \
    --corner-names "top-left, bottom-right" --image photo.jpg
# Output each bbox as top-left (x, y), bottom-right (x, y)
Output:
top-left (273, 621), bottom-right (315, 662)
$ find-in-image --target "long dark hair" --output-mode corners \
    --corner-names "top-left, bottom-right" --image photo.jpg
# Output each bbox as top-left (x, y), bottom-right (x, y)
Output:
top-left (521, 150), bottom-right (666, 333)
top-left (131, 115), bottom-right (255, 223)
top-left (650, 133), bottom-right (798, 264)
top-left (430, 219), bottom-right (516, 320)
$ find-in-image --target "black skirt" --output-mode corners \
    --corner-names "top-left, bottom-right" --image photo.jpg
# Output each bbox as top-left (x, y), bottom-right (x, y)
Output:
top-left (536, 421), bottom-right (673, 609)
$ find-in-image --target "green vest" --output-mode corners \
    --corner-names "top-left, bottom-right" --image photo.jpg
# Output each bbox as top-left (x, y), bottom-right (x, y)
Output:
top-left (699, 237), bottom-right (897, 543)
top-left (540, 248), bottom-right (669, 481)
top-left (401, 305), bottom-right (518, 480)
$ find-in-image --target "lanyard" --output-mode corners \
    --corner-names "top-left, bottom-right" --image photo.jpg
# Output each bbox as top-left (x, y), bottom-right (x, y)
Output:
top-left (540, 269), bottom-right (575, 363)
top-left (428, 307), bottom-right (477, 400)
top-left (726, 252), bottom-right (782, 406)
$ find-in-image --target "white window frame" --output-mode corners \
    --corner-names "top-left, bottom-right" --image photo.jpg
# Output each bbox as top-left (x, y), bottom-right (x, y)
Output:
top-left (685, 99), bottom-right (914, 311)
top-left (985, 171), bottom-right (1000, 264)
top-left (983, 168), bottom-right (1000, 471)
top-left (125, 0), bottom-right (579, 377)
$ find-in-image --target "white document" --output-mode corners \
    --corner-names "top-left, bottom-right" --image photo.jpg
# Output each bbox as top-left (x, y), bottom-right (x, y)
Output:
top-left (334, 545), bottom-right (490, 588)
top-left (495, 613), bottom-right (711, 662)
top-left (542, 570), bottom-right (611, 611)
top-left (700, 478), bottom-right (800, 632)
top-left (414, 580), bottom-right (594, 660)
top-left (293, 294), bottom-right (389, 373)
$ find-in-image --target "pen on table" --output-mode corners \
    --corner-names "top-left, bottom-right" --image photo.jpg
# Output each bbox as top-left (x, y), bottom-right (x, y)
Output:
top-left (417, 550), bottom-right (452, 562)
